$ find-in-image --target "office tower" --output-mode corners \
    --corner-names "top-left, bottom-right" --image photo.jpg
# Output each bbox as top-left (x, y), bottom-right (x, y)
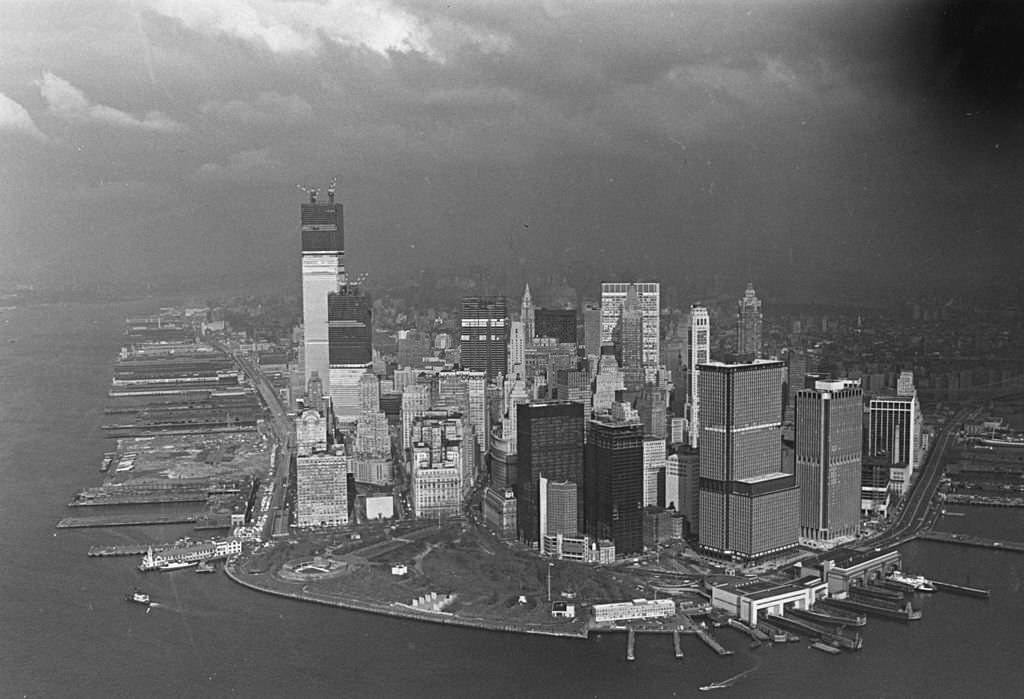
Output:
top-left (521, 284), bottom-right (535, 345)
top-left (736, 283), bottom-right (763, 358)
top-left (593, 351), bottom-right (625, 414)
top-left (535, 308), bottom-right (577, 345)
top-left (665, 447), bottom-right (700, 532)
top-left (637, 384), bottom-right (667, 439)
top-left (460, 296), bottom-right (509, 379)
top-left (554, 366), bottom-right (592, 420)
top-left (488, 434), bottom-right (518, 489)
top-left (327, 284), bottom-right (372, 419)
top-left (643, 436), bottom-right (665, 507)
top-left (438, 369), bottom-right (487, 454)
top-left (296, 452), bottom-right (349, 527)
top-left (508, 320), bottom-right (526, 381)
top-left (306, 372), bottom-right (324, 415)
top-left (897, 370), bottom-right (915, 397)
top-left (539, 476), bottom-right (579, 556)
top-left (795, 379), bottom-right (863, 543)
top-left (408, 409), bottom-right (472, 515)
top-left (393, 367), bottom-right (418, 394)
top-left (359, 372), bottom-right (380, 412)
top-left (698, 360), bottom-right (798, 561)
top-left (483, 486), bottom-right (518, 539)
top-left (401, 383), bottom-right (433, 451)
top-left (585, 416), bottom-right (645, 555)
top-left (600, 282), bottom-right (660, 373)
top-left (687, 304), bottom-right (710, 448)
top-left (501, 377), bottom-right (530, 455)
top-left (354, 409), bottom-right (390, 457)
top-left (300, 185), bottom-right (345, 388)
top-left (614, 285), bottom-right (645, 391)
top-left (516, 401), bottom-right (585, 543)
top-left (582, 302), bottom-right (602, 358)
top-left (295, 409), bottom-right (327, 457)
top-left (867, 392), bottom-right (922, 495)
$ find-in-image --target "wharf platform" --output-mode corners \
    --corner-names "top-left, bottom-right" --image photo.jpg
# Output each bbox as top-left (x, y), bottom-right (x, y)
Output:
top-left (727, 617), bottom-right (770, 641)
top-left (678, 616), bottom-right (732, 655)
top-left (931, 580), bottom-right (991, 598)
top-left (88, 544), bottom-right (165, 557)
top-left (943, 494), bottom-right (1024, 508)
top-left (916, 530), bottom-right (1024, 553)
top-left (626, 628), bottom-right (636, 661)
top-left (673, 629), bottom-right (684, 658)
top-left (58, 513), bottom-right (198, 528)
top-left (69, 493), bottom-right (209, 507)
top-left (850, 584), bottom-right (903, 602)
top-left (764, 614), bottom-right (862, 650)
top-left (821, 597), bottom-right (921, 622)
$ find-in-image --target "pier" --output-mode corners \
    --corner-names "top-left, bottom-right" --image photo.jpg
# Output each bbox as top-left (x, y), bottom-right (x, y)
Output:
top-left (68, 493), bottom-right (209, 507)
top-left (916, 530), bottom-right (1024, 553)
top-left (626, 628), bottom-right (636, 661)
top-left (931, 580), bottom-right (991, 598)
top-left (673, 629), bottom-right (684, 658)
top-left (764, 614), bottom-right (862, 650)
top-left (58, 513), bottom-right (198, 528)
top-left (821, 597), bottom-right (921, 622)
top-left (88, 544), bottom-right (165, 557)
top-left (727, 617), bottom-right (770, 642)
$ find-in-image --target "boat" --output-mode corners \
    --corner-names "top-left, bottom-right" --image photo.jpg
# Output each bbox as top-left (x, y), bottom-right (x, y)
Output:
top-left (810, 641), bottom-right (842, 655)
top-left (979, 435), bottom-right (1024, 448)
top-left (887, 571), bottom-right (936, 593)
top-left (125, 589), bottom-right (151, 606)
top-left (158, 560), bottom-right (198, 571)
top-left (699, 682), bottom-right (728, 692)
top-left (195, 560), bottom-right (216, 574)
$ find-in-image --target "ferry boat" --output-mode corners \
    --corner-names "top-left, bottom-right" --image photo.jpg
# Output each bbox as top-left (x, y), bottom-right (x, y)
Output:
top-left (887, 571), bottom-right (936, 592)
top-left (159, 560), bottom-right (198, 571)
top-left (195, 560), bottom-right (216, 574)
top-left (125, 589), bottom-right (151, 606)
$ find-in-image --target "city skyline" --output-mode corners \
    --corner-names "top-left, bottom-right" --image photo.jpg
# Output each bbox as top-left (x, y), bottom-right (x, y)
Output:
top-left (4, 1), bottom-right (1024, 301)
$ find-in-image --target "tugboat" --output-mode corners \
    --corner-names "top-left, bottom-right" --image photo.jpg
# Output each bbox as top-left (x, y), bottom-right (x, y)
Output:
top-left (125, 589), bottom-right (151, 606)
top-left (887, 571), bottom-right (936, 593)
top-left (195, 560), bottom-right (216, 574)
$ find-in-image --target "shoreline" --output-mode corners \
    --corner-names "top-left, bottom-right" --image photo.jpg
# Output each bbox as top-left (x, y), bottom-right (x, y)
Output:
top-left (223, 558), bottom-right (591, 640)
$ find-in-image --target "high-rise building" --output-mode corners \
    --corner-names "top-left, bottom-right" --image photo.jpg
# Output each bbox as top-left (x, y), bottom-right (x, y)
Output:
top-left (327, 284), bottom-right (372, 419)
top-left (295, 409), bottom-right (327, 456)
top-left (516, 401), bottom-right (585, 543)
top-left (359, 372), bottom-right (380, 412)
top-left (306, 372), bottom-right (324, 415)
top-left (520, 284), bottom-right (534, 345)
top-left (483, 486), bottom-right (517, 539)
top-left (582, 302), bottom-right (602, 358)
top-left (508, 320), bottom-right (526, 381)
top-left (697, 360), bottom-right (798, 561)
top-left (535, 308), bottom-right (578, 345)
top-left (600, 282), bottom-right (660, 372)
top-left (296, 451), bottom-right (349, 527)
top-left (460, 296), bottom-right (509, 379)
top-left (687, 304), bottom-right (710, 448)
top-left (585, 416), bottom-right (645, 555)
top-left (397, 330), bottom-right (432, 369)
top-left (401, 383), bottom-right (433, 451)
top-left (554, 366), bottom-right (592, 421)
top-left (643, 436), bottom-right (665, 507)
top-left (614, 285), bottom-right (645, 392)
top-left (736, 283), bottom-right (763, 358)
top-left (665, 446), bottom-right (700, 533)
top-left (592, 351), bottom-right (625, 415)
top-left (300, 186), bottom-right (345, 389)
top-left (867, 392), bottom-right (922, 495)
top-left (795, 379), bottom-right (863, 543)
top-left (539, 475), bottom-right (579, 556)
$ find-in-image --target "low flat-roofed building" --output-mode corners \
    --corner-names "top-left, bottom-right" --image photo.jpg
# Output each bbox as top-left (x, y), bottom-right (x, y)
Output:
top-left (592, 598), bottom-right (676, 623)
top-left (709, 575), bottom-right (826, 626)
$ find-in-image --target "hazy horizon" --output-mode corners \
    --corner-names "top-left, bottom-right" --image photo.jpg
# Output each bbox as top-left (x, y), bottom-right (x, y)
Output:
top-left (3, 1), bottom-right (1024, 302)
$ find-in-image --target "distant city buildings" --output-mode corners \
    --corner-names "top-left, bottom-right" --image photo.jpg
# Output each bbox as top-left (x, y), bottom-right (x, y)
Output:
top-left (535, 307), bottom-right (577, 345)
top-left (460, 296), bottom-right (509, 379)
top-left (600, 282), bottom-right (660, 374)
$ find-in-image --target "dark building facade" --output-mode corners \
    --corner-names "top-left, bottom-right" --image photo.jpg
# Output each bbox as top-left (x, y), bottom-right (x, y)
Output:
top-left (516, 401), bottom-right (585, 543)
top-left (327, 285), bottom-right (372, 365)
top-left (698, 360), bottom-right (798, 561)
top-left (535, 307), bottom-right (578, 345)
top-left (459, 296), bottom-right (509, 379)
top-left (585, 418), bottom-right (645, 555)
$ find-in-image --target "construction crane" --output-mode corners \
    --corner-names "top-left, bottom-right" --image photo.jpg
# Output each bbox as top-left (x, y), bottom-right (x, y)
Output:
top-left (296, 184), bottom-right (319, 203)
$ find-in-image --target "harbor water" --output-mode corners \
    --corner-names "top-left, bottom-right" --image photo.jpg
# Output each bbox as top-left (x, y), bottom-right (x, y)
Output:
top-left (2, 301), bottom-right (1024, 698)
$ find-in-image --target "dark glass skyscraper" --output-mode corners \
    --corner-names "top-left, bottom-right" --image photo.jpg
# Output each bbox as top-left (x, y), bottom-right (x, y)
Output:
top-left (698, 360), bottom-right (798, 561)
top-left (327, 285), bottom-right (371, 365)
top-left (516, 401), bottom-right (585, 543)
top-left (459, 296), bottom-right (509, 379)
top-left (534, 307), bottom-right (578, 345)
top-left (585, 417), bottom-right (644, 555)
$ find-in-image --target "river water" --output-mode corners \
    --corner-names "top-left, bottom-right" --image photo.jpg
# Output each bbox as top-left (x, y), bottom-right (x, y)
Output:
top-left (2, 301), bottom-right (1023, 698)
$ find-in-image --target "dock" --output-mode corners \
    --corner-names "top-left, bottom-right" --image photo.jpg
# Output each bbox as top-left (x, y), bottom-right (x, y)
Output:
top-left (692, 625), bottom-right (733, 655)
top-left (788, 605), bottom-right (867, 627)
top-left (811, 641), bottom-right (842, 655)
top-left (916, 530), bottom-right (1024, 553)
top-left (849, 584), bottom-right (903, 602)
top-left (821, 597), bottom-right (921, 622)
top-left (88, 544), bottom-right (165, 557)
top-left (764, 614), bottom-right (863, 650)
top-left (931, 580), bottom-right (991, 598)
top-left (626, 628), bottom-right (636, 661)
top-left (727, 617), bottom-right (770, 642)
top-left (58, 513), bottom-right (198, 528)
top-left (68, 493), bottom-right (209, 507)
top-left (673, 629), bottom-right (684, 658)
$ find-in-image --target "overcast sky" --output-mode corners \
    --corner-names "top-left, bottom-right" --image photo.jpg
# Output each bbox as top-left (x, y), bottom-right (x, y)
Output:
top-left (2, 0), bottom-right (1023, 298)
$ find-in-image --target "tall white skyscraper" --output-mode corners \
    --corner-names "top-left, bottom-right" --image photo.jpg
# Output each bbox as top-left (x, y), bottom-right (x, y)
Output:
top-left (301, 184), bottom-right (345, 388)
top-left (600, 282), bottom-right (660, 372)
top-left (508, 320), bottom-right (526, 381)
top-left (688, 304), bottom-right (710, 448)
top-left (521, 284), bottom-right (535, 345)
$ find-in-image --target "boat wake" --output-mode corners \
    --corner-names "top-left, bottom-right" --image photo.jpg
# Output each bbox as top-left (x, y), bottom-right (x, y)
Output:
top-left (699, 654), bottom-right (762, 691)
